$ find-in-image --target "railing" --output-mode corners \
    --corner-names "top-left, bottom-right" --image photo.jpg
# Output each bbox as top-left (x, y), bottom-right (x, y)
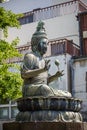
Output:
top-left (0, 101), bottom-right (18, 120)
top-left (19, 0), bottom-right (87, 25)
top-left (7, 38), bottom-right (80, 63)
top-left (33, 1), bottom-right (78, 22)
top-left (50, 39), bottom-right (80, 56)
top-left (19, 0), bottom-right (79, 25)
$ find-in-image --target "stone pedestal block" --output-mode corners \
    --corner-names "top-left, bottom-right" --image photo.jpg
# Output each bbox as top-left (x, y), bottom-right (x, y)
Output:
top-left (3, 122), bottom-right (87, 130)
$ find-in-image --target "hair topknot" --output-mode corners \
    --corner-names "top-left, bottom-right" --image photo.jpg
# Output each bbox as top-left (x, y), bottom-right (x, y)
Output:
top-left (31, 21), bottom-right (48, 51)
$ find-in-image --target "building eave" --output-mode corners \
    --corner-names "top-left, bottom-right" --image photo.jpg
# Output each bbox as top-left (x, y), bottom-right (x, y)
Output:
top-left (71, 55), bottom-right (87, 62)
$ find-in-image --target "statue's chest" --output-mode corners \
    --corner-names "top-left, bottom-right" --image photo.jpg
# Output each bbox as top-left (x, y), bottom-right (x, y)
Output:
top-left (38, 59), bottom-right (45, 69)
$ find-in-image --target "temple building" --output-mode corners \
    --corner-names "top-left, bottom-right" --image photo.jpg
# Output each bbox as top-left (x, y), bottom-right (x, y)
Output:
top-left (0, 0), bottom-right (87, 120)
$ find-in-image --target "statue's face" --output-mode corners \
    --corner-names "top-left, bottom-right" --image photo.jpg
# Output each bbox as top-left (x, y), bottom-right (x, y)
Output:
top-left (37, 38), bottom-right (48, 56)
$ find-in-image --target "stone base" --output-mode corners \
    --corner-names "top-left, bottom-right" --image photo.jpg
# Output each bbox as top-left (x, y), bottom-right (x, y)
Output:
top-left (16, 96), bottom-right (82, 122)
top-left (3, 122), bottom-right (87, 130)
top-left (16, 111), bottom-right (82, 122)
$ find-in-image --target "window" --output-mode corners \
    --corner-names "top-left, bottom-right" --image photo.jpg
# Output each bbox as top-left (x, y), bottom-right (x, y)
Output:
top-left (19, 14), bottom-right (33, 25)
top-left (51, 42), bottom-right (65, 55)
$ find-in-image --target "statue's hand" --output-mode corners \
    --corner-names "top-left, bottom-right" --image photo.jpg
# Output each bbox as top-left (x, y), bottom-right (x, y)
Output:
top-left (45, 59), bottom-right (51, 70)
top-left (55, 70), bottom-right (64, 77)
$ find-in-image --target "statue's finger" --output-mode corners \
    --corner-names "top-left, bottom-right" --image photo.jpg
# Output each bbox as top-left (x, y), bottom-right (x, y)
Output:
top-left (46, 59), bottom-right (50, 64)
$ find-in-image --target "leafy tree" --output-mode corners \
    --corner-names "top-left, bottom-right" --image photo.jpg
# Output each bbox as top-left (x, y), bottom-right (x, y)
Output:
top-left (0, 7), bottom-right (23, 104)
top-left (0, 0), bottom-right (4, 3)
top-left (0, 0), bottom-right (9, 3)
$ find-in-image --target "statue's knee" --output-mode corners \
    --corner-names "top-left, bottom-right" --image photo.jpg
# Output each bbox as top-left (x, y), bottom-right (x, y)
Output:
top-left (39, 85), bottom-right (53, 96)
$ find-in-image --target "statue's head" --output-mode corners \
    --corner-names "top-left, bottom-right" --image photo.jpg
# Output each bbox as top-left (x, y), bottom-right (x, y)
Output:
top-left (31, 21), bottom-right (48, 56)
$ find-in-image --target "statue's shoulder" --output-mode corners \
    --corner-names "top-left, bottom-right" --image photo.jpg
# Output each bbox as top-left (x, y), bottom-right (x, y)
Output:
top-left (23, 52), bottom-right (38, 69)
top-left (24, 52), bottom-right (36, 60)
top-left (23, 52), bottom-right (38, 66)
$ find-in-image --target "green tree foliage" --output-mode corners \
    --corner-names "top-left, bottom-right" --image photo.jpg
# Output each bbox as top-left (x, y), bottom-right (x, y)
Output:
top-left (0, 7), bottom-right (22, 37)
top-left (0, 7), bottom-right (23, 104)
top-left (0, 0), bottom-right (4, 3)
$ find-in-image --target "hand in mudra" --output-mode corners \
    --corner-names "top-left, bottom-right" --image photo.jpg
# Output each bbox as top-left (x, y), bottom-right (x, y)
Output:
top-left (45, 59), bottom-right (51, 70)
top-left (56, 70), bottom-right (64, 77)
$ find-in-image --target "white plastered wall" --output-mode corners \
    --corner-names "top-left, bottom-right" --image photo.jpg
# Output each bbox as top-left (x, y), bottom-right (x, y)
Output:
top-left (72, 59), bottom-right (87, 111)
top-left (47, 54), bottom-right (71, 92)
top-left (7, 13), bottom-right (79, 47)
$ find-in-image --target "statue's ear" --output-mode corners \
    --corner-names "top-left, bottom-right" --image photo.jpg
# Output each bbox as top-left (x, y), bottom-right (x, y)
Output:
top-left (37, 42), bottom-right (41, 48)
top-left (32, 45), bottom-right (37, 52)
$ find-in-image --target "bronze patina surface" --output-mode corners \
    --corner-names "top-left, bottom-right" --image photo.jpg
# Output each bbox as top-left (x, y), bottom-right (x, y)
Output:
top-left (16, 21), bottom-right (83, 122)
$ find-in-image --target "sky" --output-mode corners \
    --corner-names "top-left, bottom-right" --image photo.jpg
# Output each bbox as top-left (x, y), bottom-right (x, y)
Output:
top-left (0, 0), bottom-right (87, 14)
